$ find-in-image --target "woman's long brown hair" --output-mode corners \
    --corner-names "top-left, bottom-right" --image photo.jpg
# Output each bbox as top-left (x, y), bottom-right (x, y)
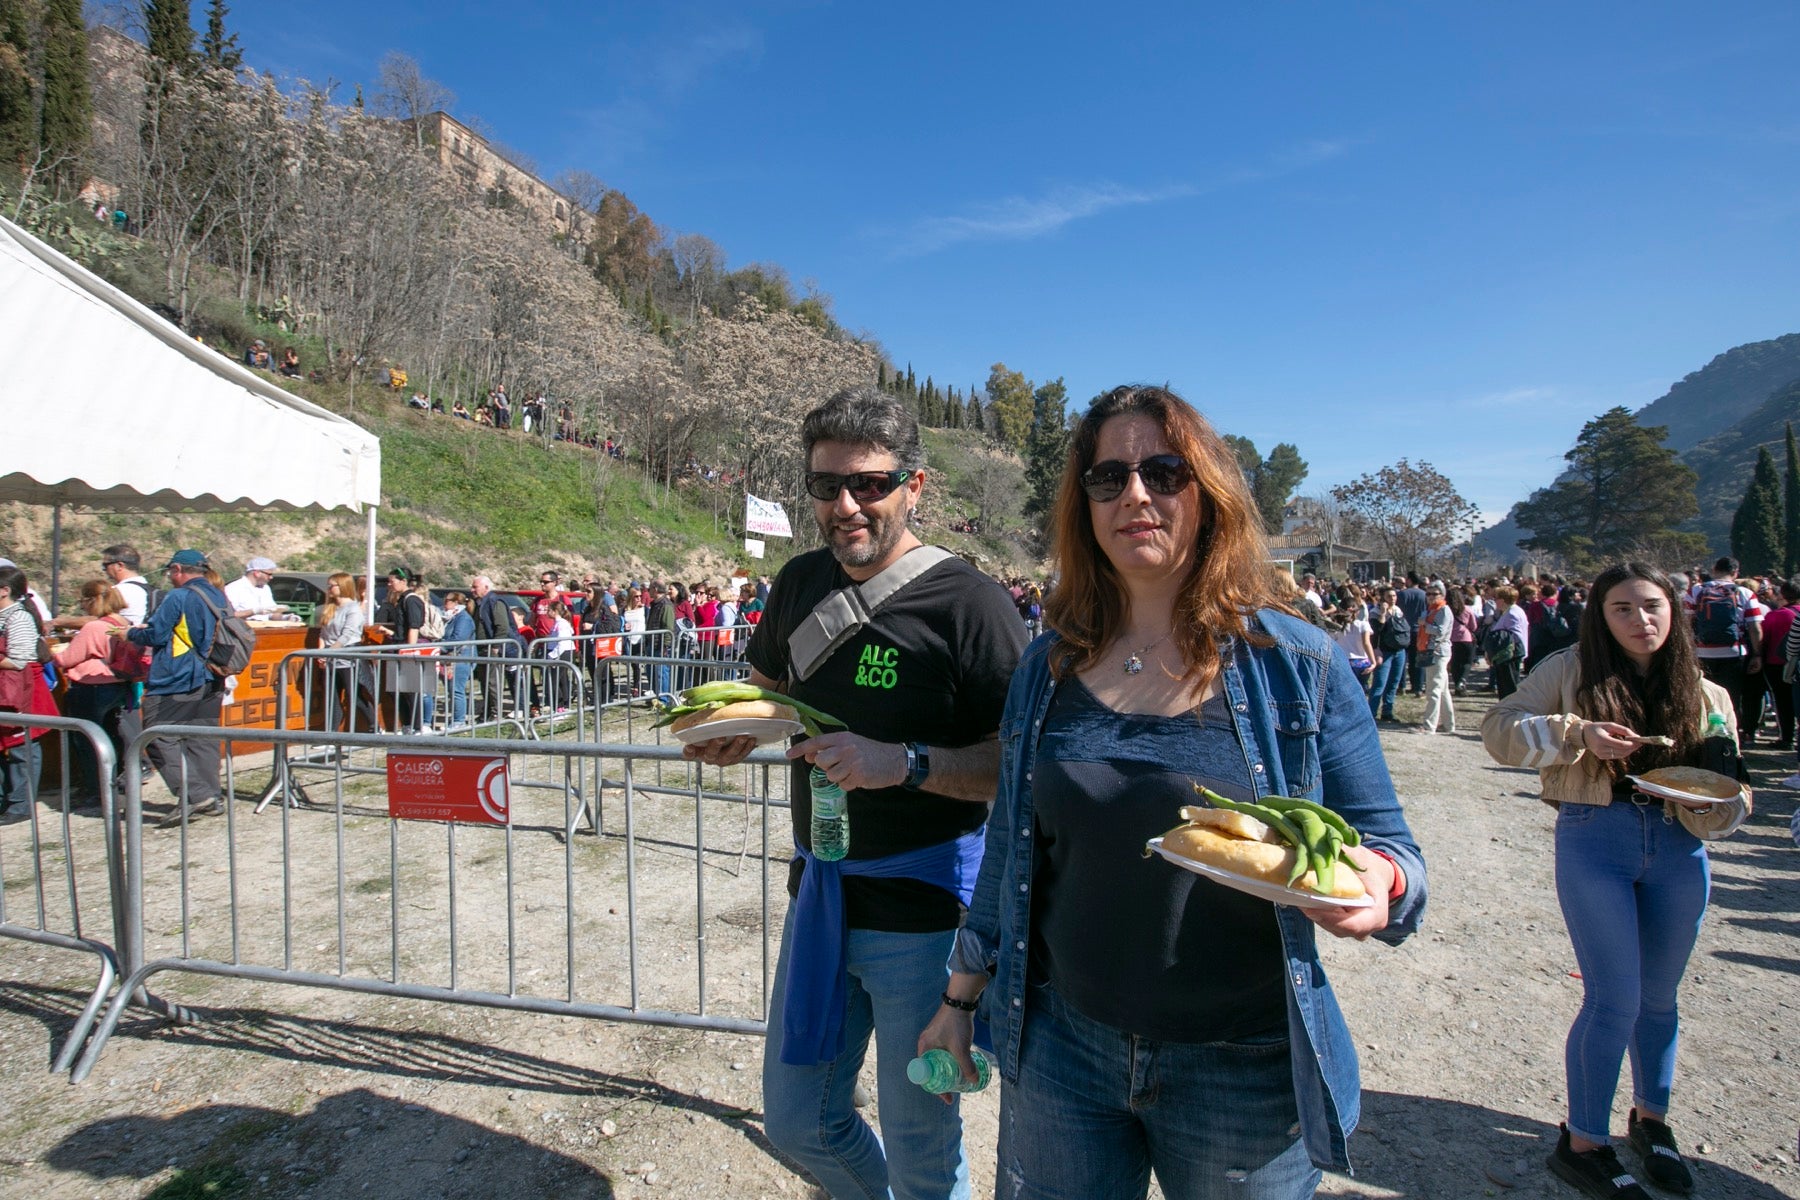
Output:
top-left (1043, 385), bottom-right (1291, 688)
top-left (1576, 562), bottom-right (1705, 777)
top-left (319, 571), bottom-right (356, 627)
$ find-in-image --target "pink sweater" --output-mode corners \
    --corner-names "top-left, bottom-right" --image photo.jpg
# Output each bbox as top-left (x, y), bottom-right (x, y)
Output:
top-left (54, 615), bottom-right (125, 684)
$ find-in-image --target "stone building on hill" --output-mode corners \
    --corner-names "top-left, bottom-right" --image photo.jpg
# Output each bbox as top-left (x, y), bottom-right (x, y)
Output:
top-left (421, 112), bottom-right (576, 239)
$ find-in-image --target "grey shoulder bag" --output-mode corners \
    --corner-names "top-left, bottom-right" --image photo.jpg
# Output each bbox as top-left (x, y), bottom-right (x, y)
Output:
top-left (786, 545), bottom-right (954, 682)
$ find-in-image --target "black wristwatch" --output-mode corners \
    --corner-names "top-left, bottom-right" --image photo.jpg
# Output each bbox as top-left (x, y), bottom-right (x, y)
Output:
top-left (902, 742), bottom-right (931, 790)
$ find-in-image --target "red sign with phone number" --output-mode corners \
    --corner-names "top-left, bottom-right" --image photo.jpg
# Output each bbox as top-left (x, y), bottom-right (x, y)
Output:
top-left (386, 752), bottom-right (510, 824)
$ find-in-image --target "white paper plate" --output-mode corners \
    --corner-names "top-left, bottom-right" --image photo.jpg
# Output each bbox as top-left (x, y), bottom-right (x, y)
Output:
top-left (1626, 774), bottom-right (1739, 808)
top-left (671, 715), bottom-right (804, 745)
top-left (1145, 837), bottom-right (1373, 909)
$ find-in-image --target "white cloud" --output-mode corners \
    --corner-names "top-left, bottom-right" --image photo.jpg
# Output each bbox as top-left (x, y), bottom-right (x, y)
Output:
top-left (880, 138), bottom-right (1358, 259)
top-left (885, 182), bottom-right (1200, 257)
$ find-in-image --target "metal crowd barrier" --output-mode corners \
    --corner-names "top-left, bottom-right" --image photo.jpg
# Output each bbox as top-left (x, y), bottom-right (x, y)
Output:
top-left (259, 641), bottom-right (587, 812)
top-left (69, 723), bottom-right (790, 1083)
top-left (0, 713), bottom-right (123, 1073)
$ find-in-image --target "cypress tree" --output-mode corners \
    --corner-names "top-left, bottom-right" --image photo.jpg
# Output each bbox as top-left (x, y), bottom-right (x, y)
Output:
top-left (144, 0), bottom-right (194, 66)
top-left (967, 391), bottom-right (985, 432)
top-left (0, 0), bottom-right (34, 168)
top-left (200, 0), bottom-right (241, 72)
top-left (1730, 446), bottom-right (1784, 577)
top-left (876, 361), bottom-right (887, 390)
top-left (1785, 423), bottom-right (1800, 577)
top-left (39, 0), bottom-right (89, 170)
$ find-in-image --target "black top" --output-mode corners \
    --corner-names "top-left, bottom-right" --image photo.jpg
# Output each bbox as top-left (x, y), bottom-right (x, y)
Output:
top-left (1030, 681), bottom-right (1287, 1041)
top-left (747, 547), bottom-right (1026, 932)
top-left (396, 592), bottom-right (426, 639)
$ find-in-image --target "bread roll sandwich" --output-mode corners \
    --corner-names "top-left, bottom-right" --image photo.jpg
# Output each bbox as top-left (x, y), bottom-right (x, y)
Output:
top-left (668, 698), bottom-right (798, 737)
top-left (1156, 805), bottom-right (1367, 900)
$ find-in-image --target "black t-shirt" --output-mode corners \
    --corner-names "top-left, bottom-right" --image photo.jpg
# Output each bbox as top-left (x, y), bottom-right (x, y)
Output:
top-left (747, 547), bottom-right (1026, 932)
top-left (1031, 682), bottom-right (1286, 1041)
top-left (396, 592), bottom-right (426, 639)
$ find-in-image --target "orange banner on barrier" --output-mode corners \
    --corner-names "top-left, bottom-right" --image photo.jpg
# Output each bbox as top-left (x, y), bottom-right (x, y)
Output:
top-left (386, 752), bottom-right (511, 824)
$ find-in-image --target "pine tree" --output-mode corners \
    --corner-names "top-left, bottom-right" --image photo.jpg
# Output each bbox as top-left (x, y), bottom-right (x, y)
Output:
top-left (144, 0), bottom-right (194, 66)
top-left (1730, 446), bottom-right (1784, 577)
top-left (1024, 379), bottom-right (1070, 521)
top-left (0, 0), bottom-right (35, 168)
top-left (39, 0), bottom-right (89, 171)
top-left (200, 0), bottom-right (241, 72)
top-left (1784, 423), bottom-right (1800, 578)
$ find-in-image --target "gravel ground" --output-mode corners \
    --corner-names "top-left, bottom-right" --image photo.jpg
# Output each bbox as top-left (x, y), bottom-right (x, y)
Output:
top-left (0, 686), bottom-right (1795, 1199)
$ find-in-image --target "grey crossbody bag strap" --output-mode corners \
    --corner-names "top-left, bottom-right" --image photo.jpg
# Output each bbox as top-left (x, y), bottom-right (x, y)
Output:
top-left (786, 545), bottom-right (954, 682)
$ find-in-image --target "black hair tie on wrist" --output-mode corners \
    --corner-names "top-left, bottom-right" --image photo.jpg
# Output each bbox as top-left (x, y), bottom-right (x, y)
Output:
top-left (941, 992), bottom-right (979, 1012)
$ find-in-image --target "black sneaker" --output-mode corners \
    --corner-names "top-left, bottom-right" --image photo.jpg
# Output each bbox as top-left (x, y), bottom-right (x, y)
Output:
top-left (1627, 1110), bottom-right (1694, 1194)
top-left (1548, 1125), bottom-right (1651, 1199)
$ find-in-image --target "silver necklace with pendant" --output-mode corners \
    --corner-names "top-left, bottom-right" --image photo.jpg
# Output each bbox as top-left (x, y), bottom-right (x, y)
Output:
top-left (1123, 632), bottom-right (1172, 675)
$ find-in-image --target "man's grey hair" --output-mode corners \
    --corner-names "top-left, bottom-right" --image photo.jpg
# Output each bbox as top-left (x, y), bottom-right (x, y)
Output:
top-left (801, 385), bottom-right (925, 473)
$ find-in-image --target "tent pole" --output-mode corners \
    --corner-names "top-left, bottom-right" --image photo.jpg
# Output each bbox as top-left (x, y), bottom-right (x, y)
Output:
top-left (50, 503), bottom-right (61, 611)
top-left (364, 507), bottom-right (377, 613)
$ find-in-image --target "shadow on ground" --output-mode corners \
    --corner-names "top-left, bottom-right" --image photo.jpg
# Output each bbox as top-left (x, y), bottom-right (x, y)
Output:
top-left (1350, 1091), bottom-right (1794, 1199)
top-left (43, 1086), bottom-right (613, 1198)
top-left (0, 983), bottom-right (792, 1197)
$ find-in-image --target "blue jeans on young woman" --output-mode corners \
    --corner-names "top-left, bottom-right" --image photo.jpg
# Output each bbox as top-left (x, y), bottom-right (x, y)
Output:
top-left (1554, 800), bottom-right (1709, 1144)
top-left (762, 906), bottom-right (969, 1200)
top-left (1001, 980), bottom-right (1320, 1199)
top-left (450, 660), bottom-right (473, 726)
top-left (1365, 648), bottom-right (1406, 719)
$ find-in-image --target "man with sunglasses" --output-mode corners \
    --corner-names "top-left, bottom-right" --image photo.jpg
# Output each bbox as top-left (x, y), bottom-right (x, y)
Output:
top-left (687, 386), bottom-right (1024, 1200)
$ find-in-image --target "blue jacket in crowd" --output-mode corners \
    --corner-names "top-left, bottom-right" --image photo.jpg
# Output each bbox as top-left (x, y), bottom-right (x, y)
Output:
top-left (952, 608), bottom-right (1429, 1172)
top-left (128, 577), bottom-right (227, 695)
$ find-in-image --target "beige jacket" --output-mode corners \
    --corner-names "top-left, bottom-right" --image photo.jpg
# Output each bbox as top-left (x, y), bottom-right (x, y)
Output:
top-left (1481, 647), bottom-right (1750, 838)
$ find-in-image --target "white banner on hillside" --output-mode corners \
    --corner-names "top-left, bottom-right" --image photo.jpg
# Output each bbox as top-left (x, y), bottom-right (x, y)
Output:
top-left (744, 538), bottom-right (766, 559)
top-left (745, 494), bottom-right (793, 538)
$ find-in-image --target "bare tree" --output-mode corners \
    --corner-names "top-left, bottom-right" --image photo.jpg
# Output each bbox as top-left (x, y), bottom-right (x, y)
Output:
top-left (370, 50), bottom-right (453, 149)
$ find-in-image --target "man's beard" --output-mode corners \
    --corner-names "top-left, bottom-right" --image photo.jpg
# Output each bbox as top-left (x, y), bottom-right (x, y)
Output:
top-left (823, 507), bottom-right (904, 570)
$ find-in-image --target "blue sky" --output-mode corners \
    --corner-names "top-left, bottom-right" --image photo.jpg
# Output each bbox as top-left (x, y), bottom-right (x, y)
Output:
top-left (216, 1), bottom-right (1800, 524)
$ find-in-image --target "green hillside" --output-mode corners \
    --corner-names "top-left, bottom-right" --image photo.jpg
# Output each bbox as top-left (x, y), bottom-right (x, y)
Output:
top-left (1, 375), bottom-right (1040, 600)
top-left (1477, 332), bottom-right (1800, 563)
top-left (1680, 376), bottom-right (1800, 552)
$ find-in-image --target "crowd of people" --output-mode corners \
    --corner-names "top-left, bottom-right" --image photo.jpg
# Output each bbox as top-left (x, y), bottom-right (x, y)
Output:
top-left (4, 379), bottom-right (1797, 1200)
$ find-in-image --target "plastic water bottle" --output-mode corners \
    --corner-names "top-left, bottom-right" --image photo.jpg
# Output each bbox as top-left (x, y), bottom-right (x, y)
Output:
top-left (1706, 712), bottom-right (1729, 739)
top-left (907, 1048), bottom-right (993, 1094)
top-left (809, 766), bottom-right (849, 861)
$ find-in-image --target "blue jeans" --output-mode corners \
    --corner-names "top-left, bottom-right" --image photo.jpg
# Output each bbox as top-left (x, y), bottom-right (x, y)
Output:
top-left (1555, 800), bottom-right (1709, 1144)
top-left (1366, 648), bottom-right (1406, 718)
top-left (1001, 981), bottom-right (1320, 1199)
top-left (762, 906), bottom-right (969, 1200)
top-left (450, 660), bottom-right (473, 726)
top-left (2, 736), bottom-right (41, 808)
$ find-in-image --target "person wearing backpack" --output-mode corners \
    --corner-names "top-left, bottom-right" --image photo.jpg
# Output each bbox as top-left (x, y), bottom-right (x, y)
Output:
top-left (115, 549), bottom-right (227, 825)
top-left (1367, 584), bottom-right (1412, 722)
top-left (1687, 556), bottom-right (1767, 743)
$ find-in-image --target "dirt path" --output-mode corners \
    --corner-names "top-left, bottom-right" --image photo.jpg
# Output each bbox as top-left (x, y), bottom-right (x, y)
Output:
top-left (0, 688), bottom-right (1795, 1199)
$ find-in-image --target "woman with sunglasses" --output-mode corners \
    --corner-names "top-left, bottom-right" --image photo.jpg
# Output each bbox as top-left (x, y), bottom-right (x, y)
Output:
top-left (921, 385), bottom-right (1426, 1199)
top-left (1482, 563), bottom-right (1747, 1200)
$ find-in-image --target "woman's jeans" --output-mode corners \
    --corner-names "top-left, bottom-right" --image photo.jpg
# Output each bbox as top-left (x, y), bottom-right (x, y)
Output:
top-left (1448, 642), bottom-right (1474, 688)
top-left (1001, 980), bottom-right (1320, 1199)
top-left (2, 737), bottom-right (41, 808)
top-left (1366, 649), bottom-right (1406, 719)
top-left (761, 907), bottom-right (969, 1200)
top-left (450, 660), bottom-right (473, 726)
top-left (1555, 800), bottom-right (1709, 1144)
top-left (61, 681), bottom-right (131, 796)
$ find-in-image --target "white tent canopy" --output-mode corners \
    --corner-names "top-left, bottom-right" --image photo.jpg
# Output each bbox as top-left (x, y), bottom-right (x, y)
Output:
top-left (0, 215), bottom-right (380, 513)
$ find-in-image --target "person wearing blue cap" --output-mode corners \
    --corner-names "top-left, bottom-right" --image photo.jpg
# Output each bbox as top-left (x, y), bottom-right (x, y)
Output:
top-left (113, 550), bottom-right (229, 825)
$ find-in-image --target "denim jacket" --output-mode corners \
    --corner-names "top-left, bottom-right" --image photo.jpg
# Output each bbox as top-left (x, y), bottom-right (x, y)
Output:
top-left (951, 609), bottom-right (1428, 1171)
